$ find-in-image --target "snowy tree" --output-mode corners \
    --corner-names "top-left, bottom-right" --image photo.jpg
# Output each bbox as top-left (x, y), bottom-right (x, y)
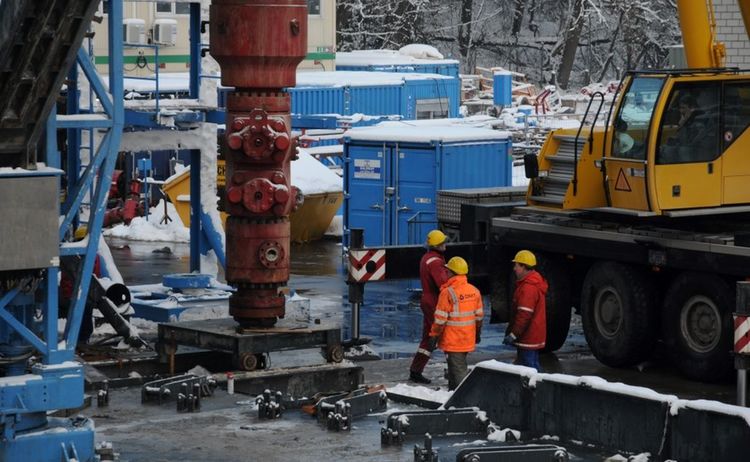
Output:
top-left (337, 0), bottom-right (682, 88)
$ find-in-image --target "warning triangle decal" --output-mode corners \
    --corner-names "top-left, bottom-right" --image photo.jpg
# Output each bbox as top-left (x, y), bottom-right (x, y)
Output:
top-left (615, 168), bottom-right (632, 192)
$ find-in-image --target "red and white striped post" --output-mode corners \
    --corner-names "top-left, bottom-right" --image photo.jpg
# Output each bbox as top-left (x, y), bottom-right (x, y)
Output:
top-left (734, 281), bottom-right (750, 406)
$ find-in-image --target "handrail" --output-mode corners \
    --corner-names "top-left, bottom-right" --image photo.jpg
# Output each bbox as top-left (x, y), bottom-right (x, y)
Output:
top-left (573, 91), bottom-right (605, 196)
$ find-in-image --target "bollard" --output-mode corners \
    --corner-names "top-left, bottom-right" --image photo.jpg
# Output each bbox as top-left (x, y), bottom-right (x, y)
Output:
top-left (734, 281), bottom-right (750, 406)
top-left (347, 228), bottom-right (365, 342)
top-left (226, 372), bottom-right (235, 395)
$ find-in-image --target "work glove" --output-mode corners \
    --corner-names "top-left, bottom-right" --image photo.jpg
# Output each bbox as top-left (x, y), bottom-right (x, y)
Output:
top-left (427, 336), bottom-right (439, 352)
top-left (475, 330), bottom-right (481, 344)
top-left (502, 333), bottom-right (516, 346)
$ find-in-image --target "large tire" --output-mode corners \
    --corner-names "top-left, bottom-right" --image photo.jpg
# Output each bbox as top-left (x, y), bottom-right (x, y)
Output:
top-left (580, 262), bottom-right (658, 367)
top-left (488, 266), bottom-right (514, 324)
top-left (537, 254), bottom-right (573, 352)
top-left (662, 273), bottom-right (734, 382)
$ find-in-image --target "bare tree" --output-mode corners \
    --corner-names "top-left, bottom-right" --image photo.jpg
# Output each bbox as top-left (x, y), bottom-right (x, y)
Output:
top-left (337, 0), bottom-right (682, 89)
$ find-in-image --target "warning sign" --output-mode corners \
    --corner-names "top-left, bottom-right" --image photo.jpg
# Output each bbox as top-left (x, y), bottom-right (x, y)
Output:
top-left (614, 169), bottom-right (632, 192)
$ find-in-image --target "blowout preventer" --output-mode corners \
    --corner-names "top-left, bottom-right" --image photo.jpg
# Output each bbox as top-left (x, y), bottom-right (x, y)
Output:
top-left (210, 0), bottom-right (307, 327)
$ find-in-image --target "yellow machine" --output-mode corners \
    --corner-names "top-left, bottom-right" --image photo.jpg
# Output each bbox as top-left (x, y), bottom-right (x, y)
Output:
top-left (528, 0), bottom-right (750, 216)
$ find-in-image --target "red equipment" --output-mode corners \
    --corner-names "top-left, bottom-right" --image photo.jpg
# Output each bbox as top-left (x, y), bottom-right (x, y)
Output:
top-left (210, 0), bottom-right (307, 327)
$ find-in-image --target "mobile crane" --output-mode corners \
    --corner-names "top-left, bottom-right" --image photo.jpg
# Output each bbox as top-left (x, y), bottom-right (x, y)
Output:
top-left (489, 0), bottom-right (750, 382)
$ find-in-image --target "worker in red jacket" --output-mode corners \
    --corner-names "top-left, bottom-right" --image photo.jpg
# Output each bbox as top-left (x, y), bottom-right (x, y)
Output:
top-left (504, 250), bottom-right (548, 371)
top-left (409, 229), bottom-right (450, 384)
top-left (428, 256), bottom-right (483, 390)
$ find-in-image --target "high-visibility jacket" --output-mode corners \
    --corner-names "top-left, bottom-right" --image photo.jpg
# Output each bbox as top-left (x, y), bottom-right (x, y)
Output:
top-left (419, 249), bottom-right (449, 312)
top-left (509, 270), bottom-right (548, 350)
top-left (430, 275), bottom-right (484, 353)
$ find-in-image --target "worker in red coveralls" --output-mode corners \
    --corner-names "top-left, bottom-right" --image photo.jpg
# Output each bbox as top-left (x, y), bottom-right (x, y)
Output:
top-left (428, 256), bottom-right (483, 390)
top-left (503, 250), bottom-right (548, 371)
top-left (409, 229), bottom-right (450, 384)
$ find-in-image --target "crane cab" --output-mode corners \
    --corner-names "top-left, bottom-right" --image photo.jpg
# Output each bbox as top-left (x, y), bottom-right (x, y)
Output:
top-left (528, 70), bottom-right (750, 216)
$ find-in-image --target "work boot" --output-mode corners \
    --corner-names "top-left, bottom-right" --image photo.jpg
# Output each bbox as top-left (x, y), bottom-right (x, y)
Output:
top-left (409, 371), bottom-right (431, 384)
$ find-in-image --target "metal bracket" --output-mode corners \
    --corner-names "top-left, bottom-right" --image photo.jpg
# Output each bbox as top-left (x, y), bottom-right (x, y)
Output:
top-left (413, 433), bottom-right (438, 462)
top-left (256, 389), bottom-right (284, 420)
top-left (455, 444), bottom-right (569, 461)
top-left (314, 386), bottom-right (387, 431)
top-left (141, 374), bottom-right (217, 405)
top-left (381, 408), bottom-right (489, 445)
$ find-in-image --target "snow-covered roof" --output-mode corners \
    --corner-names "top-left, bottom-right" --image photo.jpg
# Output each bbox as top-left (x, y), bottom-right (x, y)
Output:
top-left (336, 50), bottom-right (459, 67)
top-left (295, 70), bottom-right (455, 88)
top-left (345, 119), bottom-right (511, 143)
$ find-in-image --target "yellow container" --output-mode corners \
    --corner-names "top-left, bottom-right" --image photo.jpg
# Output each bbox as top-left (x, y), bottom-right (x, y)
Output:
top-left (161, 167), bottom-right (343, 243)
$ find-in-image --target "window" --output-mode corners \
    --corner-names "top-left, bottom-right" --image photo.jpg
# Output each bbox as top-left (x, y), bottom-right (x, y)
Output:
top-left (156, 2), bottom-right (190, 15)
top-left (611, 76), bottom-right (664, 160)
top-left (416, 99), bottom-right (449, 120)
top-left (156, 2), bottom-right (172, 13)
top-left (723, 82), bottom-right (750, 150)
top-left (656, 83), bottom-right (721, 165)
top-left (100, 0), bottom-right (110, 15)
top-left (308, 0), bottom-right (321, 15)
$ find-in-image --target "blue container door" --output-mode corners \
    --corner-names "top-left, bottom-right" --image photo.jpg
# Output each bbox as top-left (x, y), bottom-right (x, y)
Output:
top-left (393, 146), bottom-right (437, 245)
top-left (346, 144), bottom-right (390, 246)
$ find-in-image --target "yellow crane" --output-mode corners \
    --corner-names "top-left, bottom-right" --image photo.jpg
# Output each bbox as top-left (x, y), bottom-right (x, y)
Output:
top-left (527, 0), bottom-right (750, 216)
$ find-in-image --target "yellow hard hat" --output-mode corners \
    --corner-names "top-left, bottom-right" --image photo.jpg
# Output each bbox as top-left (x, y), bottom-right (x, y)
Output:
top-left (445, 256), bottom-right (469, 275)
top-left (426, 229), bottom-right (447, 247)
top-left (512, 250), bottom-right (537, 267)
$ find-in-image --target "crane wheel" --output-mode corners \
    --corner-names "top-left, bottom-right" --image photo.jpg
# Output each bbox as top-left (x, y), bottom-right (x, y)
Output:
top-left (581, 261), bottom-right (658, 367)
top-left (536, 254), bottom-right (573, 353)
top-left (662, 272), bottom-right (733, 382)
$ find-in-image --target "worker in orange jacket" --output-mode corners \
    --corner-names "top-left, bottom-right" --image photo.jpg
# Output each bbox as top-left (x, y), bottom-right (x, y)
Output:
top-left (428, 256), bottom-right (484, 390)
top-left (504, 250), bottom-right (548, 371)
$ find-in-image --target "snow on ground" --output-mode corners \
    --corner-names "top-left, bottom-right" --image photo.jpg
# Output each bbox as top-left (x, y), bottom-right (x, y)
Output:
top-left (512, 165), bottom-right (529, 187)
top-left (104, 199), bottom-right (189, 243)
top-left (387, 383), bottom-right (453, 404)
top-left (325, 215), bottom-right (343, 237)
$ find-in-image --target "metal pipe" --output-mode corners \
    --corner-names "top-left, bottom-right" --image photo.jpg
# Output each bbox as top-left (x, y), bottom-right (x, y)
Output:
top-left (738, 370), bottom-right (747, 407)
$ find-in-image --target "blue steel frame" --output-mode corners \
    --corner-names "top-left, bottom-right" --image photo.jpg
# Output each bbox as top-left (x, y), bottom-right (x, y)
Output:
top-left (0, 2), bottom-right (124, 460)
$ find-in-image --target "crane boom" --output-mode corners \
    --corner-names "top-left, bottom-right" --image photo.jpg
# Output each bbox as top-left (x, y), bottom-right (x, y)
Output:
top-left (676, 0), bottom-right (725, 68)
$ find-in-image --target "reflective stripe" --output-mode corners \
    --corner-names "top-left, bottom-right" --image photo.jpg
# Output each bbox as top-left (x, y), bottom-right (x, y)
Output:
top-left (434, 318), bottom-right (446, 325)
top-left (446, 319), bottom-right (478, 327)
top-left (516, 341), bottom-right (545, 349)
top-left (475, 309), bottom-right (484, 317)
top-left (518, 306), bottom-right (534, 313)
top-left (417, 348), bottom-right (432, 356)
top-left (426, 257), bottom-right (441, 266)
top-left (435, 309), bottom-right (449, 318)
top-left (447, 287), bottom-right (460, 316)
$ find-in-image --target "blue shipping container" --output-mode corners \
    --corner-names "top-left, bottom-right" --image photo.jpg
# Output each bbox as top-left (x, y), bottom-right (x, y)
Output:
top-left (344, 122), bottom-right (512, 247)
top-left (336, 63), bottom-right (460, 78)
top-left (289, 73), bottom-right (460, 120)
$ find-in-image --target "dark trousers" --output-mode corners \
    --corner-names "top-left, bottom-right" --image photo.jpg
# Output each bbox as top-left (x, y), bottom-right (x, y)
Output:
top-left (446, 352), bottom-right (468, 390)
top-left (515, 349), bottom-right (541, 371)
top-left (410, 304), bottom-right (435, 373)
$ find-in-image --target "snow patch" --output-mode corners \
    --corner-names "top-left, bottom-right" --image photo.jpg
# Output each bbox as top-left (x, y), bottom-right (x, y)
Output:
top-left (387, 383), bottom-right (453, 404)
top-left (398, 44), bottom-right (444, 60)
top-left (293, 148), bottom-right (343, 194)
top-left (104, 200), bottom-right (189, 242)
top-left (487, 426), bottom-right (521, 442)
